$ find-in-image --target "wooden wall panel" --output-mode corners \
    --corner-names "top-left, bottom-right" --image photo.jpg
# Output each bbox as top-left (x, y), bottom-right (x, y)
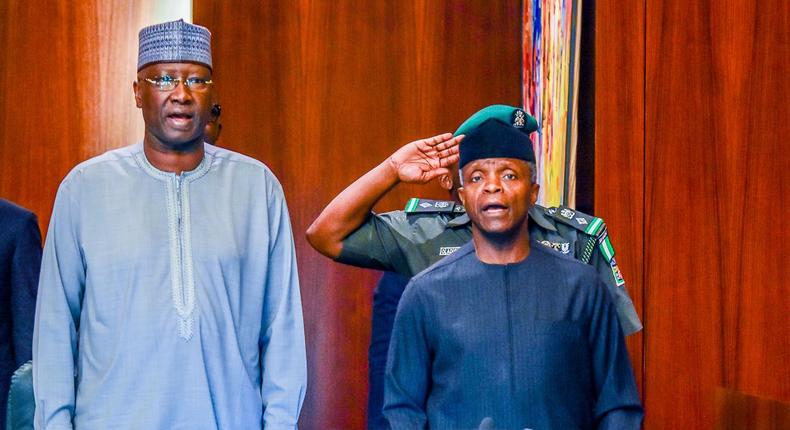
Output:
top-left (7, 0), bottom-right (784, 428)
top-left (0, 1), bottom-right (178, 235)
top-left (644, 0), bottom-right (789, 427)
top-left (597, 0), bottom-right (789, 426)
top-left (594, 0), bottom-right (646, 396)
top-left (715, 388), bottom-right (790, 430)
top-left (0, 1), bottom-right (96, 231)
top-left (192, 1), bottom-right (523, 428)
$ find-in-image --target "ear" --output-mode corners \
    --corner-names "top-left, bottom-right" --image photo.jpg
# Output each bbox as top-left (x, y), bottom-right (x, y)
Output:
top-left (438, 173), bottom-right (453, 191)
top-left (457, 186), bottom-right (467, 207)
top-left (133, 80), bottom-right (143, 108)
top-left (530, 183), bottom-right (540, 205)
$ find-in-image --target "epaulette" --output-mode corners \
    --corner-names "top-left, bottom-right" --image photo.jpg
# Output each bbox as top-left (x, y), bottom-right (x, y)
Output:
top-left (404, 198), bottom-right (465, 214)
top-left (547, 205), bottom-right (616, 265)
top-left (546, 205), bottom-right (606, 236)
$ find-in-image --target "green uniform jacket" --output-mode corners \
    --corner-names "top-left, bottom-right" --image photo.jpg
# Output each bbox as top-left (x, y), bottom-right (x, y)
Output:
top-left (337, 200), bottom-right (642, 335)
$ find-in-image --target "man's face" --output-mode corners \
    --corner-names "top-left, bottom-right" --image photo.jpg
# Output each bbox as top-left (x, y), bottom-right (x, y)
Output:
top-left (133, 62), bottom-right (213, 150)
top-left (457, 158), bottom-right (539, 237)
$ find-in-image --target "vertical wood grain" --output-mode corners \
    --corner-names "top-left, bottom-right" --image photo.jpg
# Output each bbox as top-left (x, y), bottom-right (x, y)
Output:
top-left (644, 0), bottom-right (789, 427)
top-left (597, 0), bottom-right (788, 426)
top-left (0, 1), bottom-right (184, 235)
top-left (715, 388), bottom-right (790, 430)
top-left (595, 0), bottom-right (646, 396)
top-left (4, 0), bottom-right (786, 428)
top-left (193, 1), bottom-right (523, 427)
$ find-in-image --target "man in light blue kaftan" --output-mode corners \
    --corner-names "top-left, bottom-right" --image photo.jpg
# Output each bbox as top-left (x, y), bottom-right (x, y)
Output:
top-left (32, 20), bottom-right (306, 430)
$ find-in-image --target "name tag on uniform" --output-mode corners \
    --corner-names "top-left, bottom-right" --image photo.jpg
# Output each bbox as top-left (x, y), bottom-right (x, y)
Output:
top-left (439, 246), bottom-right (460, 256)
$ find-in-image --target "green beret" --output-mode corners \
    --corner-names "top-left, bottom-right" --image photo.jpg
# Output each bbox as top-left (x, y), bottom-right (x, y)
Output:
top-left (459, 118), bottom-right (536, 168)
top-left (454, 104), bottom-right (538, 137)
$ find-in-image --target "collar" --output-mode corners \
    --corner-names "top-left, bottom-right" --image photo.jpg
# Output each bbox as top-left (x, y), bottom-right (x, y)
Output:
top-left (528, 204), bottom-right (558, 232)
top-left (447, 212), bottom-right (471, 227)
top-left (133, 142), bottom-right (213, 182)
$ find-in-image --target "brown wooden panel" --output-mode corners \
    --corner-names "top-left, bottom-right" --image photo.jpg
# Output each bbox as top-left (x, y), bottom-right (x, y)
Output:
top-left (193, 1), bottom-right (523, 427)
top-left (0, 1), bottom-right (95, 232)
top-left (0, 1), bottom-right (162, 235)
top-left (594, 0), bottom-right (646, 397)
top-left (645, 0), bottom-right (789, 427)
top-left (715, 388), bottom-right (790, 430)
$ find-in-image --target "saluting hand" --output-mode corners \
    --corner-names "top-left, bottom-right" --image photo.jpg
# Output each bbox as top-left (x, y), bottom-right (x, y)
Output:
top-left (387, 133), bottom-right (463, 184)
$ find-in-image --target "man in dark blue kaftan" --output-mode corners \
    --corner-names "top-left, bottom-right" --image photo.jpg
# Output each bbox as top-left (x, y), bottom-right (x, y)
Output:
top-left (384, 117), bottom-right (643, 429)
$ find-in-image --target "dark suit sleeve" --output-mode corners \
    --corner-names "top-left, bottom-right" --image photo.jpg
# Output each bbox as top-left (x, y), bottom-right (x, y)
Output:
top-left (588, 278), bottom-right (644, 429)
top-left (383, 283), bottom-right (430, 429)
top-left (10, 211), bottom-right (42, 367)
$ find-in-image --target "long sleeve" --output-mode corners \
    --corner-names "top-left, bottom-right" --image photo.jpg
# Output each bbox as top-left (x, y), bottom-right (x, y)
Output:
top-left (383, 284), bottom-right (430, 430)
top-left (588, 278), bottom-right (644, 429)
top-left (260, 179), bottom-right (306, 429)
top-left (11, 210), bottom-right (42, 367)
top-left (33, 184), bottom-right (84, 430)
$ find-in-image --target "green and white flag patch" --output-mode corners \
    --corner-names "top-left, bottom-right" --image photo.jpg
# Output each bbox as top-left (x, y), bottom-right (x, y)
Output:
top-left (584, 217), bottom-right (605, 236)
top-left (598, 235), bottom-right (615, 262)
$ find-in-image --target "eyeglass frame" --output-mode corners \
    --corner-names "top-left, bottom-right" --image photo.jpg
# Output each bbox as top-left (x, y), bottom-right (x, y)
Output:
top-left (139, 76), bottom-right (214, 92)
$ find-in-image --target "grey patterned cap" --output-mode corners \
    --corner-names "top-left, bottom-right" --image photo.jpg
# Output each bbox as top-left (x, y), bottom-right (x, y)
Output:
top-left (137, 19), bottom-right (212, 71)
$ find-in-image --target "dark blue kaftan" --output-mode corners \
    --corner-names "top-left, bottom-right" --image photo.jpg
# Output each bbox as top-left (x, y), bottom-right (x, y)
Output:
top-left (384, 242), bottom-right (643, 429)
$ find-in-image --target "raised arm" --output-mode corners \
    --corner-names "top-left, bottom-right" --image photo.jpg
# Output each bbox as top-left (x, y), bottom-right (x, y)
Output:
top-left (305, 133), bottom-right (461, 258)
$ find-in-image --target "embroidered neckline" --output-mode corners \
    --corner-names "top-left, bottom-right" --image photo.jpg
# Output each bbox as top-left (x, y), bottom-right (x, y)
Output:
top-left (133, 142), bottom-right (213, 182)
top-left (132, 143), bottom-right (211, 340)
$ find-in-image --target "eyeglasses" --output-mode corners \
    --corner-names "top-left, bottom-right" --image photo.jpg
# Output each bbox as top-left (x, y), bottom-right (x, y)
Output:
top-left (141, 76), bottom-right (213, 92)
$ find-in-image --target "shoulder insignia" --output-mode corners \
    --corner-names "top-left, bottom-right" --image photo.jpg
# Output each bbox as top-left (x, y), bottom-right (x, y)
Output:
top-left (404, 198), bottom-right (460, 214)
top-left (609, 257), bottom-right (626, 286)
top-left (598, 231), bottom-right (616, 262)
top-left (549, 205), bottom-right (612, 264)
top-left (538, 240), bottom-right (572, 255)
top-left (547, 205), bottom-right (607, 237)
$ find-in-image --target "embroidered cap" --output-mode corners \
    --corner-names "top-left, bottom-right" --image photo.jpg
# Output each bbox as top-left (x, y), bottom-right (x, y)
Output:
top-left (137, 19), bottom-right (212, 71)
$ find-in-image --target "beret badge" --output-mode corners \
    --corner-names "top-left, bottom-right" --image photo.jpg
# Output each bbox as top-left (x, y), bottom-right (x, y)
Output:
top-left (513, 109), bottom-right (527, 128)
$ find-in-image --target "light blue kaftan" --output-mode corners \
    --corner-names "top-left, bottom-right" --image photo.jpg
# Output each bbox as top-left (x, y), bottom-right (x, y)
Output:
top-left (33, 143), bottom-right (306, 430)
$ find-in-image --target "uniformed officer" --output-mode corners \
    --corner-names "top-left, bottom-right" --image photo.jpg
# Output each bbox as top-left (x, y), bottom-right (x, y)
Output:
top-left (306, 105), bottom-right (641, 429)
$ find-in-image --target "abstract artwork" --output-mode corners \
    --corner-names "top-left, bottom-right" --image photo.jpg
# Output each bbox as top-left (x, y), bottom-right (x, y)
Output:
top-left (523, 0), bottom-right (582, 207)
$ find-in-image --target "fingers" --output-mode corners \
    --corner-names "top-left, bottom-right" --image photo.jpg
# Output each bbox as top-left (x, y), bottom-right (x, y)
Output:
top-left (432, 134), bottom-right (463, 153)
top-left (435, 143), bottom-right (459, 159)
top-left (424, 132), bottom-right (454, 145)
top-left (437, 152), bottom-right (460, 168)
top-left (411, 133), bottom-right (462, 167)
top-left (416, 132), bottom-right (454, 150)
top-left (422, 168), bottom-right (450, 182)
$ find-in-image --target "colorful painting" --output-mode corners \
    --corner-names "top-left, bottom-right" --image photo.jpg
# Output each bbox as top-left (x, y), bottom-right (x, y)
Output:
top-left (523, 0), bottom-right (582, 207)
